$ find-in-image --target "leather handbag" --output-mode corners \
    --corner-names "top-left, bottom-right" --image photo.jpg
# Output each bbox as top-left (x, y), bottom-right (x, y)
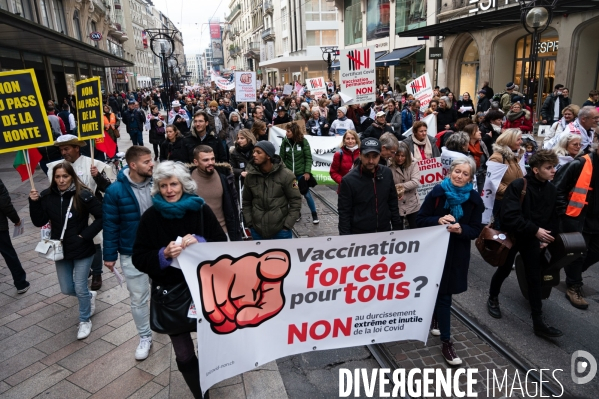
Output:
top-left (34, 197), bottom-right (73, 262)
top-left (475, 178), bottom-right (527, 267)
top-left (150, 280), bottom-right (197, 335)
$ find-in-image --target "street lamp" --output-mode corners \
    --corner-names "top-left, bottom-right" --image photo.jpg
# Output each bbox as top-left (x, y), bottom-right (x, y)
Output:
top-left (146, 28), bottom-right (177, 111)
top-left (320, 46), bottom-right (339, 83)
top-left (167, 56), bottom-right (178, 100)
top-left (518, 1), bottom-right (556, 111)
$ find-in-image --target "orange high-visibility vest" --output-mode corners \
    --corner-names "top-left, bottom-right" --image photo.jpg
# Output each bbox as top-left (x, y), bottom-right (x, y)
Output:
top-left (566, 154), bottom-right (593, 217)
top-left (103, 113), bottom-right (116, 131)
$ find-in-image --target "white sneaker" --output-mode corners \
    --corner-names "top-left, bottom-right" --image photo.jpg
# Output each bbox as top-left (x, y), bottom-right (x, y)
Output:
top-left (89, 291), bottom-right (97, 317)
top-left (135, 336), bottom-right (153, 360)
top-left (77, 321), bottom-right (92, 339)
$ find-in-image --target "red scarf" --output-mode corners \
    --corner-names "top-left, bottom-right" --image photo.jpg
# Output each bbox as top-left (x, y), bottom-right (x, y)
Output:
top-left (468, 141), bottom-right (483, 168)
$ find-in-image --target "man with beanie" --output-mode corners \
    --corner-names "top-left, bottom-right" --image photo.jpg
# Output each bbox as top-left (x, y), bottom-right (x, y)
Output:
top-left (103, 146), bottom-right (154, 360)
top-left (329, 106), bottom-right (356, 136)
top-left (500, 82), bottom-right (518, 114)
top-left (242, 141), bottom-right (302, 240)
top-left (338, 138), bottom-right (402, 235)
top-left (207, 100), bottom-right (228, 138)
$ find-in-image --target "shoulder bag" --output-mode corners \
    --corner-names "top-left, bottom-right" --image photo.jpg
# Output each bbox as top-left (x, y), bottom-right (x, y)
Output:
top-left (475, 178), bottom-right (527, 267)
top-left (34, 196), bottom-right (73, 262)
top-left (149, 205), bottom-right (203, 335)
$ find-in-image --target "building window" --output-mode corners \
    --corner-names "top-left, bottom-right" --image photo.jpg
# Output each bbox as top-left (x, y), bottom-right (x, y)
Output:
top-left (72, 9), bottom-right (82, 40)
top-left (306, 0), bottom-right (336, 22)
top-left (366, 0), bottom-right (390, 41)
top-left (306, 30), bottom-right (337, 46)
top-left (395, 0), bottom-right (426, 34)
top-left (51, 0), bottom-right (67, 34)
top-left (9, 0), bottom-right (33, 20)
top-left (459, 41), bottom-right (479, 104)
top-left (39, 0), bottom-right (53, 29)
top-left (344, 0), bottom-right (362, 45)
top-left (281, 7), bottom-right (287, 31)
top-left (283, 37), bottom-right (289, 53)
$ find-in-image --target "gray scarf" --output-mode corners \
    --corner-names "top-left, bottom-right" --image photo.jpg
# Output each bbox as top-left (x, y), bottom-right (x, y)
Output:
top-left (210, 110), bottom-right (222, 133)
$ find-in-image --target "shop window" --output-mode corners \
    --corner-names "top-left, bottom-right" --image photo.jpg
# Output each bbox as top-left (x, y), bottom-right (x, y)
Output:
top-left (393, 48), bottom-right (425, 91)
top-left (72, 9), bottom-right (82, 40)
top-left (395, 0), bottom-right (427, 34)
top-left (459, 41), bottom-right (479, 101)
top-left (344, 0), bottom-right (362, 45)
top-left (366, 0), bottom-right (390, 41)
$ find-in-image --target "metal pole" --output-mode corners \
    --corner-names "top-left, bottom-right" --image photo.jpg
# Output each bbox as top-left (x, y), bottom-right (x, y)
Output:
top-left (327, 52), bottom-right (332, 82)
top-left (527, 28), bottom-right (539, 115)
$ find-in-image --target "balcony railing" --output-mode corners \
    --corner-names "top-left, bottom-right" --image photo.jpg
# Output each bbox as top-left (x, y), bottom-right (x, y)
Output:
top-left (226, 4), bottom-right (241, 21)
top-left (263, 1), bottom-right (273, 15)
top-left (261, 27), bottom-right (275, 41)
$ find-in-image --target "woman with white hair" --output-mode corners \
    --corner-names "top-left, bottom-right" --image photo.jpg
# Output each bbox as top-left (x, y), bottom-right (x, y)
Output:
top-left (417, 157), bottom-right (484, 366)
top-left (553, 134), bottom-right (582, 172)
top-left (307, 107), bottom-right (329, 136)
top-left (133, 161), bottom-right (227, 398)
top-left (294, 102), bottom-right (311, 122)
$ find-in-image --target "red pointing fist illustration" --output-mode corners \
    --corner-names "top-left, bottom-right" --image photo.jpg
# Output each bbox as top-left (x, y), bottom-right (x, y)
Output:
top-left (197, 250), bottom-right (291, 334)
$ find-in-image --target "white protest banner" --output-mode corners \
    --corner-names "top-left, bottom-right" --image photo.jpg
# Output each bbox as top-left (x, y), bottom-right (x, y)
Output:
top-left (305, 77), bottom-right (327, 98)
top-left (283, 84), bottom-right (293, 96)
top-left (408, 73), bottom-right (433, 114)
top-left (518, 153), bottom-right (527, 176)
top-left (481, 161), bottom-right (508, 224)
top-left (402, 113), bottom-right (437, 138)
top-left (417, 157), bottom-right (444, 204)
top-left (269, 126), bottom-right (338, 184)
top-left (178, 226), bottom-right (450, 394)
top-left (234, 72), bottom-right (256, 102)
top-left (256, 80), bottom-right (262, 90)
top-left (339, 46), bottom-right (376, 104)
top-left (211, 72), bottom-right (235, 91)
top-left (294, 81), bottom-right (304, 96)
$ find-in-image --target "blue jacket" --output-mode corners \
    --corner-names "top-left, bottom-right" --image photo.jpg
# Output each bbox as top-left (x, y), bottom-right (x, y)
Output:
top-left (103, 167), bottom-right (147, 261)
top-left (401, 108), bottom-right (423, 134)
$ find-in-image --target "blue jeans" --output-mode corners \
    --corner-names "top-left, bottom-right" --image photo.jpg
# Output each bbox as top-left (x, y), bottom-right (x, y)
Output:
top-left (435, 293), bottom-right (452, 342)
top-left (55, 255), bottom-right (94, 322)
top-left (250, 228), bottom-right (292, 240)
top-left (120, 255), bottom-right (151, 337)
top-left (297, 175), bottom-right (317, 213)
top-left (129, 130), bottom-right (143, 146)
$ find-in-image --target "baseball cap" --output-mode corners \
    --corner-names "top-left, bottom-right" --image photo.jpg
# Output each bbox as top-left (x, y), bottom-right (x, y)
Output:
top-left (376, 111), bottom-right (386, 118)
top-left (361, 138), bottom-right (381, 154)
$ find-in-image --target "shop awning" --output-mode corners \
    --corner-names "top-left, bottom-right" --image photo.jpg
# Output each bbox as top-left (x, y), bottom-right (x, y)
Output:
top-left (397, 0), bottom-right (599, 37)
top-left (0, 9), bottom-right (133, 67)
top-left (330, 51), bottom-right (388, 71)
top-left (375, 45), bottom-right (423, 66)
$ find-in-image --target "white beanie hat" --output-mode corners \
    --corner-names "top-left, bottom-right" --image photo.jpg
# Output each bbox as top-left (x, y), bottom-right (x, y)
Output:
top-left (338, 106), bottom-right (347, 115)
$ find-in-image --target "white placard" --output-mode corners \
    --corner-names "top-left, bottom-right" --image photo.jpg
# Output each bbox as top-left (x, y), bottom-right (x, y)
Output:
top-left (178, 226), bottom-right (450, 394)
top-left (305, 77), bottom-right (327, 98)
top-left (339, 46), bottom-right (377, 104)
top-left (283, 84), bottom-right (293, 96)
top-left (481, 161), bottom-right (508, 224)
top-left (416, 157), bottom-right (444, 204)
top-left (235, 71), bottom-right (257, 102)
top-left (408, 73), bottom-right (434, 113)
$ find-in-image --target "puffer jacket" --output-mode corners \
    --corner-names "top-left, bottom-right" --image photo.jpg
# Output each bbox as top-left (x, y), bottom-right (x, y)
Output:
top-left (102, 168), bottom-right (150, 261)
top-left (29, 187), bottom-right (103, 260)
top-left (279, 137), bottom-right (312, 175)
top-left (553, 152), bottom-right (599, 234)
top-left (503, 109), bottom-right (533, 133)
top-left (242, 157), bottom-right (302, 238)
top-left (390, 162), bottom-right (421, 216)
top-left (330, 147), bottom-right (360, 185)
top-left (488, 144), bottom-right (525, 200)
top-left (0, 179), bottom-right (19, 231)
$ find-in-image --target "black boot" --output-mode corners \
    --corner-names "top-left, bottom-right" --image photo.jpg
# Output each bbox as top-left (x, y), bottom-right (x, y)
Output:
top-left (176, 356), bottom-right (208, 399)
top-left (487, 296), bottom-right (501, 319)
top-left (532, 314), bottom-right (563, 338)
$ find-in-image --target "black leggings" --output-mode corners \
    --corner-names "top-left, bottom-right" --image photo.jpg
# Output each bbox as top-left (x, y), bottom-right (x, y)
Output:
top-left (402, 212), bottom-right (418, 229)
top-left (153, 143), bottom-right (160, 158)
top-left (170, 332), bottom-right (196, 363)
top-left (489, 235), bottom-right (543, 316)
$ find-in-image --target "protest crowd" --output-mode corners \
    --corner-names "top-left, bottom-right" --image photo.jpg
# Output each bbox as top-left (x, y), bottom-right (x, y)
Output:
top-left (2, 76), bottom-right (599, 399)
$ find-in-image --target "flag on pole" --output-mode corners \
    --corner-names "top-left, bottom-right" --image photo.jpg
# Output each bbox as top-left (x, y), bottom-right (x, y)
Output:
top-left (94, 131), bottom-right (117, 158)
top-left (13, 148), bottom-right (42, 182)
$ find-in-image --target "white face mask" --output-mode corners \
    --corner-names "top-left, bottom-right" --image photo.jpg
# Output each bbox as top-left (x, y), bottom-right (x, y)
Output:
top-left (492, 124), bottom-right (502, 134)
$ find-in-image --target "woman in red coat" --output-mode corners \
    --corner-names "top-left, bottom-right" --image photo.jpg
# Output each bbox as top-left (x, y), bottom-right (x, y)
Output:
top-left (503, 102), bottom-right (533, 133)
top-left (329, 130), bottom-right (361, 189)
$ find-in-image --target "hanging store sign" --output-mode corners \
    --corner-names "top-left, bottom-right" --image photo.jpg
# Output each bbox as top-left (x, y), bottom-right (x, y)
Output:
top-left (428, 47), bottom-right (443, 59)
top-left (90, 32), bottom-right (103, 41)
top-left (75, 77), bottom-right (103, 140)
top-left (0, 69), bottom-right (53, 153)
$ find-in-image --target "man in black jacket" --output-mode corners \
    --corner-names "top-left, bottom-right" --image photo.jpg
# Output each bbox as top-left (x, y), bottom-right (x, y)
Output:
top-left (263, 92), bottom-right (276, 122)
top-left (184, 111), bottom-right (226, 163)
top-left (191, 145), bottom-right (242, 241)
top-left (327, 94), bottom-right (341, 125)
top-left (362, 111), bottom-right (398, 140)
top-left (553, 146), bottom-right (599, 310)
top-left (540, 84), bottom-right (570, 125)
top-left (122, 100), bottom-right (146, 145)
top-left (338, 138), bottom-right (402, 235)
top-left (476, 90), bottom-right (491, 114)
top-left (0, 179), bottom-right (29, 293)
top-left (244, 106), bottom-right (270, 130)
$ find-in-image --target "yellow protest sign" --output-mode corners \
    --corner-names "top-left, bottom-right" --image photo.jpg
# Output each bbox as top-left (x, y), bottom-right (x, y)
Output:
top-left (76, 77), bottom-right (103, 140)
top-left (0, 69), bottom-right (53, 154)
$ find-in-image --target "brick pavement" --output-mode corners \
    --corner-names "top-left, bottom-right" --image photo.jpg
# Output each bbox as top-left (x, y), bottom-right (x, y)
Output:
top-left (0, 127), bottom-right (287, 399)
